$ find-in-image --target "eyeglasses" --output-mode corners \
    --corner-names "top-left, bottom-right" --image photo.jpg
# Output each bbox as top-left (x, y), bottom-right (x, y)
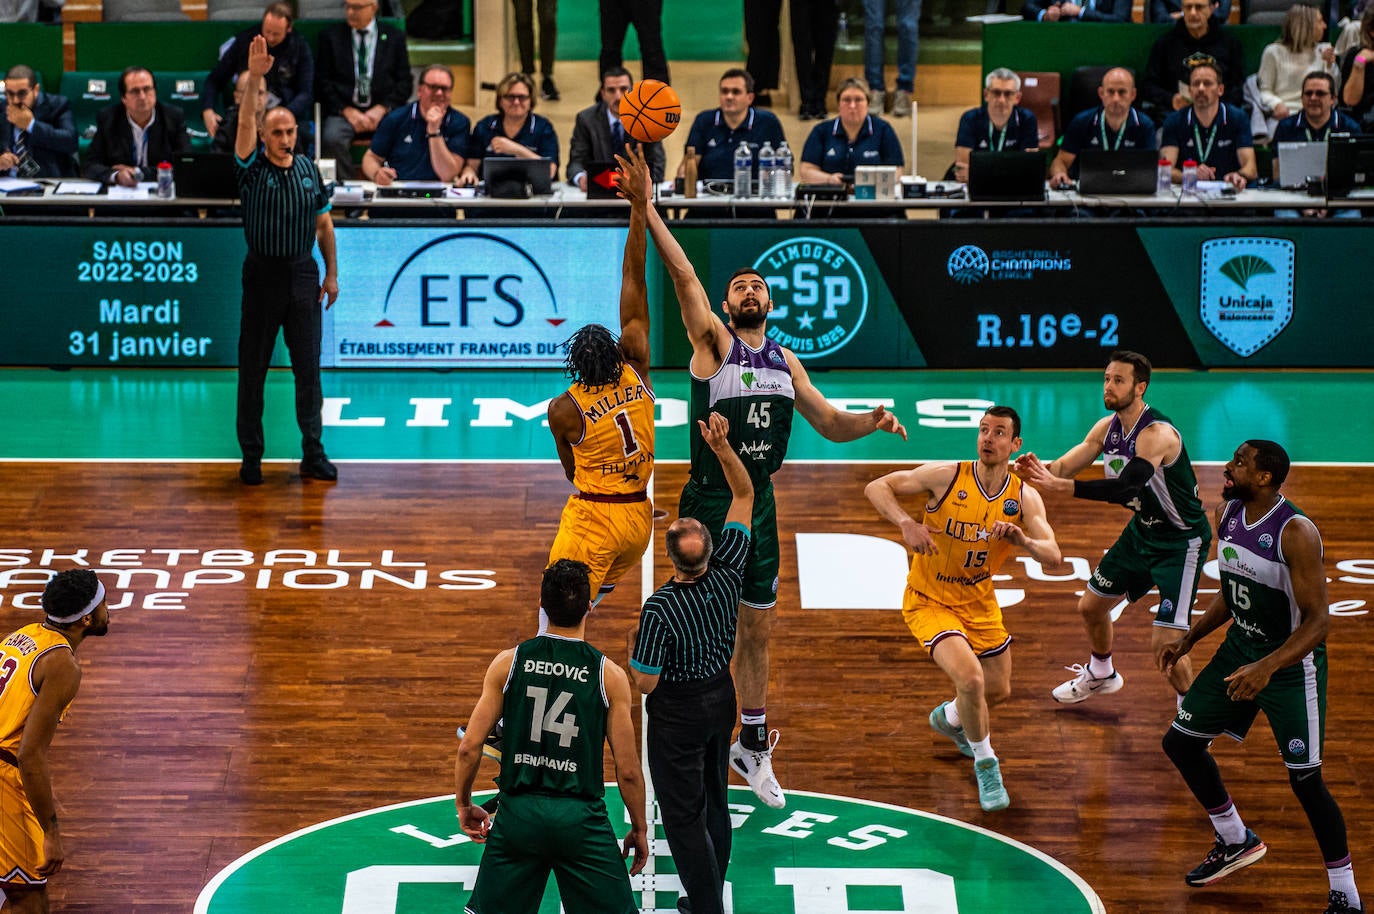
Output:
top-left (421, 82), bottom-right (453, 92)
top-left (839, 95), bottom-right (866, 105)
top-left (719, 87), bottom-right (748, 95)
top-left (503, 93), bottom-right (531, 102)
top-left (125, 85), bottom-right (156, 95)
top-left (1302, 89), bottom-right (1331, 97)
top-left (6, 89), bottom-right (31, 100)
top-left (986, 89), bottom-right (1017, 99)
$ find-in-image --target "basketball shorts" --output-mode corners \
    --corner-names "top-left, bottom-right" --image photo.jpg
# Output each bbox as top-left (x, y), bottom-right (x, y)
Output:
top-left (678, 478), bottom-right (779, 609)
top-left (0, 759), bottom-right (46, 887)
top-left (1172, 636), bottom-right (1328, 770)
top-left (902, 587), bottom-right (1011, 657)
top-left (548, 495), bottom-right (653, 596)
top-left (464, 793), bottom-right (636, 914)
top-left (1088, 525), bottom-right (1210, 629)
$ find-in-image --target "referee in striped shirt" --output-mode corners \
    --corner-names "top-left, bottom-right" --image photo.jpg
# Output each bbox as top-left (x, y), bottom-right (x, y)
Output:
top-left (630, 412), bottom-right (752, 914)
top-left (234, 34), bottom-right (339, 486)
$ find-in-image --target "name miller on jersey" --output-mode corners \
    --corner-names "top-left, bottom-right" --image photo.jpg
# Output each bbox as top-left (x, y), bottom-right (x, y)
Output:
top-left (580, 383), bottom-right (650, 423)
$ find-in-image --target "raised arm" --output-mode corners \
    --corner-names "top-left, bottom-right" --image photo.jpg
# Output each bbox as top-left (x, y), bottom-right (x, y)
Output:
top-left (454, 649), bottom-right (513, 841)
top-left (603, 659), bottom-right (649, 876)
top-left (865, 461), bottom-right (953, 555)
top-left (788, 350), bottom-right (907, 443)
top-left (614, 146), bottom-right (651, 376)
top-left (643, 194), bottom-right (728, 369)
top-left (699, 412), bottom-right (753, 528)
top-left (18, 651), bottom-right (82, 878)
top-left (236, 35), bottom-right (272, 161)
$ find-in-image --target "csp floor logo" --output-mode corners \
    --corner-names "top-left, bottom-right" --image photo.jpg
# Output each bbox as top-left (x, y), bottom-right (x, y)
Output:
top-left (753, 237), bottom-right (869, 359)
top-left (196, 786), bottom-right (1103, 914)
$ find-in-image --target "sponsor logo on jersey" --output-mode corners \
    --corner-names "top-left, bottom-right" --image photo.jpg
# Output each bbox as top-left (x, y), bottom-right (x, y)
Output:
top-left (1003, 498), bottom-right (1020, 515)
top-left (957, 489), bottom-right (968, 501)
top-left (1199, 237), bottom-right (1295, 357)
top-left (1258, 533), bottom-right (1274, 550)
top-left (753, 237), bottom-right (869, 360)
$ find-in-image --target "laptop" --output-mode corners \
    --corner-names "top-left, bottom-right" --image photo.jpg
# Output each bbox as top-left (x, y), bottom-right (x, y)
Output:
top-left (1325, 134), bottom-right (1374, 198)
top-left (482, 157), bottom-right (555, 198)
top-left (584, 160), bottom-right (622, 200)
top-left (171, 153), bottom-right (237, 199)
top-left (967, 151), bottom-right (1045, 202)
top-left (1078, 148), bottom-right (1158, 196)
top-left (1275, 141), bottom-right (1328, 190)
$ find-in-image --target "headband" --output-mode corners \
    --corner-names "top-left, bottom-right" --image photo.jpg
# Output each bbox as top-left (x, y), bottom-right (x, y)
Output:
top-left (47, 580), bottom-right (105, 625)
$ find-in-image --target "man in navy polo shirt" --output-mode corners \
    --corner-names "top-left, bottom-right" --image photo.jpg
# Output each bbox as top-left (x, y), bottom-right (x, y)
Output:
top-left (1050, 67), bottom-right (1156, 187)
top-left (954, 68), bottom-right (1040, 182)
top-left (680, 68), bottom-right (786, 183)
top-left (362, 64), bottom-right (469, 184)
top-left (1160, 59), bottom-right (1255, 190)
top-left (1272, 72), bottom-right (1361, 151)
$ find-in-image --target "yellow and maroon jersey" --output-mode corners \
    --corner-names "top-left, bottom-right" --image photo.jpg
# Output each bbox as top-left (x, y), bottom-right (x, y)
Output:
top-left (0, 624), bottom-right (73, 759)
top-left (906, 462), bottom-right (1025, 610)
top-left (565, 363), bottom-right (655, 496)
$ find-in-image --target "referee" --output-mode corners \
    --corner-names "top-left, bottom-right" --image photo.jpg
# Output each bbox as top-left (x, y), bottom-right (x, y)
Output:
top-left (234, 35), bottom-right (339, 486)
top-left (630, 412), bottom-right (753, 914)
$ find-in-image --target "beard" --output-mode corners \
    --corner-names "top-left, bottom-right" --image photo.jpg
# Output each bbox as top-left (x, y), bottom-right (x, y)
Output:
top-left (1221, 479), bottom-right (1250, 501)
top-left (733, 309), bottom-right (766, 330)
top-left (1104, 390), bottom-right (1135, 412)
top-left (86, 619), bottom-right (110, 637)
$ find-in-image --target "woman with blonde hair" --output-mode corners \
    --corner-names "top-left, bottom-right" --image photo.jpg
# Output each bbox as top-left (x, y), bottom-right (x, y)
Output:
top-left (1257, 4), bottom-right (1339, 121)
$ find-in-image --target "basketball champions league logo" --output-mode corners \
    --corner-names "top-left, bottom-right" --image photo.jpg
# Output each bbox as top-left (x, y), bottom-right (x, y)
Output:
top-left (752, 237), bottom-right (869, 360)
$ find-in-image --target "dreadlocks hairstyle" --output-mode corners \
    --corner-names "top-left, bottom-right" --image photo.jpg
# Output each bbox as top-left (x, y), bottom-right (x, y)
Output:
top-left (563, 323), bottom-right (624, 388)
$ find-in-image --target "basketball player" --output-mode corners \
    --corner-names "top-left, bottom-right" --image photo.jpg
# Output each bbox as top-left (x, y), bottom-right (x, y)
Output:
top-left (545, 146), bottom-right (654, 616)
top-left (1015, 350), bottom-right (1210, 706)
top-left (456, 559), bottom-right (649, 914)
top-left (1159, 441), bottom-right (1363, 914)
top-left (644, 198), bottom-right (907, 809)
top-left (0, 569), bottom-right (110, 913)
top-left (865, 406), bottom-right (1060, 811)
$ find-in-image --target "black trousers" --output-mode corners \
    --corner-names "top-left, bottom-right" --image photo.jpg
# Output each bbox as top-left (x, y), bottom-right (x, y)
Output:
top-left (512, 0), bottom-right (557, 76)
top-left (646, 672), bottom-right (736, 914)
top-left (744, 0), bottom-right (783, 91)
top-left (236, 252), bottom-right (324, 462)
top-left (791, 0), bottom-right (839, 112)
top-left (598, 0), bottom-right (669, 84)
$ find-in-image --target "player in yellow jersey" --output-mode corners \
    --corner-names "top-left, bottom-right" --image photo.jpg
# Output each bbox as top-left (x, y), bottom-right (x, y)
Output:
top-left (0, 569), bottom-right (109, 912)
top-left (866, 406), bottom-right (1060, 812)
top-left (546, 147), bottom-right (655, 616)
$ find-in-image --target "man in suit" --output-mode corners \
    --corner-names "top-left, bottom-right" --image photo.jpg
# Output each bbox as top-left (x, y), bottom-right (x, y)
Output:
top-left (84, 67), bottom-right (190, 187)
top-left (567, 68), bottom-right (665, 191)
top-left (200, 2), bottom-right (314, 137)
top-left (1, 64), bottom-right (78, 178)
top-left (316, 0), bottom-right (411, 179)
top-left (1022, 0), bottom-right (1130, 21)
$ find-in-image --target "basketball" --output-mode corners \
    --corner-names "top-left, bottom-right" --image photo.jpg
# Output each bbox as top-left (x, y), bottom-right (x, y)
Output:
top-left (619, 79), bottom-right (682, 144)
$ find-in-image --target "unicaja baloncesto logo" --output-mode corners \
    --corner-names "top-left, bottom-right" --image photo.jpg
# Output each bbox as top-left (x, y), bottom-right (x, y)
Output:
top-left (753, 237), bottom-right (869, 360)
top-left (1199, 237), bottom-right (1295, 357)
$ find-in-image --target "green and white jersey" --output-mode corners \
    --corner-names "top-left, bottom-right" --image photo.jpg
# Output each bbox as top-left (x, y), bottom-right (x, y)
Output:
top-left (689, 328), bottom-right (796, 490)
top-left (499, 634), bottom-right (608, 800)
top-left (1217, 496), bottom-right (1317, 656)
top-left (1103, 406), bottom-right (1210, 543)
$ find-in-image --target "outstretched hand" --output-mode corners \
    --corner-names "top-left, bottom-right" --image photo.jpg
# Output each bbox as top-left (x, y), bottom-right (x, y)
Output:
top-left (614, 145), bottom-right (652, 206)
top-left (247, 34), bottom-right (274, 78)
top-left (872, 405), bottom-right (907, 441)
top-left (698, 412), bottom-right (731, 453)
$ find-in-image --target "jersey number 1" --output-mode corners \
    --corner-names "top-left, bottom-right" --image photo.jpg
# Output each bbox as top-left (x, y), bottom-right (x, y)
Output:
top-left (613, 411), bottom-right (641, 458)
top-left (526, 685), bottom-right (581, 747)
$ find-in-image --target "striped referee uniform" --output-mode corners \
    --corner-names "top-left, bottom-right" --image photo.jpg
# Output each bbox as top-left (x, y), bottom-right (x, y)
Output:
top-left (233, 147), bottom-right (332, 466)
top-left (631, 522), bottom-right (749, 914)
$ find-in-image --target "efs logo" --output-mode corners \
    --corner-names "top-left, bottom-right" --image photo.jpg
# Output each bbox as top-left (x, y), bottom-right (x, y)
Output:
top-left (379, 233), bottom-right (561, 330)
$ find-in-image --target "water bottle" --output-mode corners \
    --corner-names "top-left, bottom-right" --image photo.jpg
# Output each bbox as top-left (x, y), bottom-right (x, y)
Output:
top-left (758, 141), bottom-right (776, 198)
top-left (778, 141), bottom-right (794, 199)
top-left (733, 141), bottom-right (753, 198)
top-left (1181, 158), bottom-right (1198, 195)
top-left (157, 160), bottom-right (173, 199)
top-left (1156, 158), bottom-right (1172, 194)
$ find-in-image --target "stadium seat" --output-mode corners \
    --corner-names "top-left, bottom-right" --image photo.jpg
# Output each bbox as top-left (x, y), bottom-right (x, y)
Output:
top-left (205, 0), bottom-right (264, 19)
top-left (101, 0), bottom-right (190, 21)
top-left (295, 0), bottom-right (345, 19)
top-left (59, 71), bottom-right (125, 151)
top-left (156, 70), bottom-right (213, 148)
top-left (1015, 71), bottom-right (1061, 149)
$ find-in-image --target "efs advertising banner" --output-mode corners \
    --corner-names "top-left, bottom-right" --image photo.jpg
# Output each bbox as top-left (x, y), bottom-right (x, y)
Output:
top-left (324, 227), bottom-right (625, 367)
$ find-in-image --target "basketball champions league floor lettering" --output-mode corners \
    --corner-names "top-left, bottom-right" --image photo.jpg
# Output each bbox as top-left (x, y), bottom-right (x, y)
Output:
top-left (195, 787), bottom-right (1104, 914)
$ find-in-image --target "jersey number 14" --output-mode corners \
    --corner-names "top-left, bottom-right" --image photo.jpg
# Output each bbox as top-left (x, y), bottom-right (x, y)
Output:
top-left (525, 685), bottom-right (581, 747)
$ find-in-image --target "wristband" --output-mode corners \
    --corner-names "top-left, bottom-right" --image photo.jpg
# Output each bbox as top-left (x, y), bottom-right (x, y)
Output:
top-left (1357, 54), bottom-right (1369, 66)
top-left (427, 132), bottom-right (441, 138)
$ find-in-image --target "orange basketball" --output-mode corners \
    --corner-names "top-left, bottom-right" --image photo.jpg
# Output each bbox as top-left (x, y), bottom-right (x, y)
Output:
top-left (619, 79), bottom-right (682, 144)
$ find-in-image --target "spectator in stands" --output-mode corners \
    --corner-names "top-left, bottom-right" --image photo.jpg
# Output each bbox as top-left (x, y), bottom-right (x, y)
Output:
top-left (1339, 6), bottom-right (1374, 130)
top-left (1023, 0), bottom-right (1130, 22)
top-left (1255, 5), bottom-right (1340, 139)
top-left (85, 66), bottom-right (190, 186)
top-left (1049, 67), bottom-right (1156, 187)
top-left (679, 68), bottom-right (787, 182)
top-left (792, 0), bottom-right (840, 120)
top-left (201, 2), bottom-right (314, 137)
top-left (1142, 0), bottom-right (1244, 122)
top-left (566, 67), bottom-right (665, 191)
top-left (1151, 0), bottom-right (1229, 23)
top-left (457, 72), bottom-right (558, 186)
top-left (362, 63), bottom-right (468, 184)
top-left (1160, 59), bottom-right (1256, 188)
top-left (315, 0), bottom-right (411, 180)
top-left (744, 0), bottom-right (781, 108)
top-left (514, 0), bottom-right (560, 100)
top-left (0, 0), bottom-right (61, 22)
top-left (798, 77), bottom-right (903, 183)
top-left (212, 69), bottom-right (265, 154)
top-left (863, 0), bottom-right (918, 117)
top-left (953, 68), bottom-right (1040, 182)
top-left (1, 64), bottom-right (77, 178)
top-left (599, 0), bottom-right (669, 85)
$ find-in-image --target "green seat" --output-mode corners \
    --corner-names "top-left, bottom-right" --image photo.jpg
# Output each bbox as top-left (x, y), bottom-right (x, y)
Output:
top-left (157, 70), bottom-right (213, 149)
top-left (60, 71), bottom-right (124, 153)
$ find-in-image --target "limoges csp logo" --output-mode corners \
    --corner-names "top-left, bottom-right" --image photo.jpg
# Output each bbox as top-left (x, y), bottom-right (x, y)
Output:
top-left (1199, 237), bottom-right (1295, 357)
top-left (753, 237), bottom-right (868, 360)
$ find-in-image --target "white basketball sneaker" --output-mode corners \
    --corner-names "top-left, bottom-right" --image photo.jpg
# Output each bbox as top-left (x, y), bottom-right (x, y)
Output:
top-left (1052, 662), bottom-right (1125, 704)
top-left (729, 730), bottom-right (785, 809)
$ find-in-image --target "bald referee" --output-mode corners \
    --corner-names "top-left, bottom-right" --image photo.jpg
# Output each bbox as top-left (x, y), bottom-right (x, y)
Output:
top-left (630, 412), bottom-right (752, 914)
top-left (234, 34), bottom-right (339, 486)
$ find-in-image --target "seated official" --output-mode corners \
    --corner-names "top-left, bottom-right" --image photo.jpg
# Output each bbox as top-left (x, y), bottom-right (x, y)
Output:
top-left (315, 0), bottom-right (412, 180)
top-left (1, 64), bottom-right (78, 178)
top-left (1141, 0), bottom-right (1244, 122)
top-left (1023, 0), bottom-right (1129, 22)
top-left (567, 67), bottom-right (665, 190)
top-left (1272, 72), bottom-right (1361, 184)
top-left (679, 67), bottom-right (786, 182)
top-left (362, 64), bottom-right (469, 185)
top-left (85, 67), bottom-right (190, 187)
top-left (954, 68), bottom-right (1039, 182)
top-left (798, 78), bottom-right (903, 184)
top-left (211, 69), bottom-right (308, 155)
top-left (201, 2), bottom-right (314, 137)
top-left (1160, 60), bottom-right (1256, 189)
top-left (1050, 67), bottom-right (1156, 187)
top-left (457, 72), bottom-right (559, 187)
